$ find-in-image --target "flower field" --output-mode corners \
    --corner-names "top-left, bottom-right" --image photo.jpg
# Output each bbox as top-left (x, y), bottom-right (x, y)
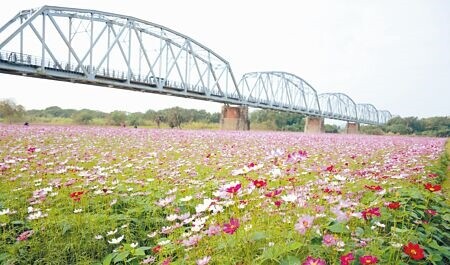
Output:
top-left (0, 125), bottom-right (449, 265)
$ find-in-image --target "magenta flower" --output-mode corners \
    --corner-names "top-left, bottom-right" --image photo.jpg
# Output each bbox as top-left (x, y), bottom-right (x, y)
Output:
top-left (295, 215), bottom-right (314, 235)
top-left (302, 256), bottom-right (326, 265)
top-left (223, 218), bottom-right (240, 234)
top-left (340, 253), bottom-right (354, 265)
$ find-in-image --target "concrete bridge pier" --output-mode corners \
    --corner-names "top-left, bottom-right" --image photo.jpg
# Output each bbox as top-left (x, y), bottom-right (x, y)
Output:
top-left (304, 117), bottom-right (324, 133)
top-left (346, 122), bottom-right (360, 134)
top-left (220, 105), bottom-right (250, 130)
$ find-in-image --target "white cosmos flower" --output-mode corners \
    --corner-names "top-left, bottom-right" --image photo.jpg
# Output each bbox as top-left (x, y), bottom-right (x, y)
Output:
top-left (166, 214), bottom-right (178, 221)
top-left (333, 175), bottom-right (346, 181)
top-left (95, 235), bottom-right (103, 240)
top-left (130, 242), bottom-right (138, 248)
top-left (108, 235), bottom-right (124, 244)
top-left (106, 229), bottom-right (118, 236)
top-left (180, 195), bottom-right (193, 202)
top-left (281, 194), bottom-right (297, 203)
top-left (73, 208), bottom-right (82, 213)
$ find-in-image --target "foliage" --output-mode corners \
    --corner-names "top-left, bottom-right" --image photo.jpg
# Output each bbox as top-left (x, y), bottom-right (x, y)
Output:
top-left (383, 116), bottom-right (450, 137)
top-left (250, 109), bottom-right (305, 131)
top-left (0, 99), bottom-right (25, 123)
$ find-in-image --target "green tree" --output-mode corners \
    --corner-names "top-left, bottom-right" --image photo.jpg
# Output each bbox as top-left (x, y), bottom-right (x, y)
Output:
top-left (109, 111), bottom-right (127, 126)
top-left (0, 99), bottom-right (25, 123)
top-left (72, 109), bottom-right (94, 124)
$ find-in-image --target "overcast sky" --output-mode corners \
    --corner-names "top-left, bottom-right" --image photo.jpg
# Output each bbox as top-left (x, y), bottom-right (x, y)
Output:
top-left (0, 0), bottom-right (449, 118)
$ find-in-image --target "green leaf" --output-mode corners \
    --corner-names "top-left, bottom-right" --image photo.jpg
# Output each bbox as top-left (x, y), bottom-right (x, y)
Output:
top-left (251, 231), bottom-right (267, 241)
top-left (310, 237), bottom-right (322, 245)
top-left (103, 253), bottom-right (117, 265)
top-left (0, 253), bottom-right (9, 262)
top-left (391, 227), bottom-right (408, 233)
top-left (113, 251), bottom-right (130, 263)
top-left (328, 222), bottom-right (349, 234)
top-left (355, 227), bottom-right (364, 237)
top-left (285, 242), bottom-right (302, 252)
top-left (280, 255), bottom-right (301, 265)
top-left (134, 248), bottom-right (145, 256)
top-left (11, 220), bottom-right (24, 225)
top-left (442, 213), bottom-right (450, 222)
top-left (61, 222), bottom-right (72, 235)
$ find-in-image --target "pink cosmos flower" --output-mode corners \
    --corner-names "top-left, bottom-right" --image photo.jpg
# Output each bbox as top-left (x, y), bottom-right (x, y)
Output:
top-left (302, 256), bottom-right (326, 265)
top-left (17, 230), bottom-right (34, 241)
top-left (182, 234), bottom-right (202, 247)
top-left (196, 256), bottom-right (211, 265)
top-left (295, 215), bottom-right (314, 235)
top-left (322, 234), bottom-right (337, 247)
top-left (223, 218), bottom-right (240, 234)
top-left (205, 224), bottom-right (221, 236)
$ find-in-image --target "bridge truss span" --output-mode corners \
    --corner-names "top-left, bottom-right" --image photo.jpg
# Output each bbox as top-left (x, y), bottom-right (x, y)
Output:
top-left (0, 5), bottom-right (241, 101)
top-left (318, 93), bottom-right (358, 122)
top-left (238, 71), bottom-right (321, 115)
top-left (0, 6), bottom-right (391, 125)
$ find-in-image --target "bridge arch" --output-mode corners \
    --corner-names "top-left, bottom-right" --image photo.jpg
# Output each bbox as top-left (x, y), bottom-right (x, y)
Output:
top-left (0, 6), bottom-right (392, 125)
top-left (357, 103), bottom-right (379, 124)
top-left (0, 5), bottom-right (241, 100)
top-left (377, 110), bottom-right (392, 124)
top-left (318, 93), bottom-right (357, 121)
top-left (238, 71), bottom-right (320, 114)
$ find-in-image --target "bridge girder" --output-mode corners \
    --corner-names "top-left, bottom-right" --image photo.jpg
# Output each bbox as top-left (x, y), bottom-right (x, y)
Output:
top-left (377, 110), bottom-right (392, 124)
top-left (238, 71), bottom-right (320, 114)
top-left (318, 93), bottom-right (357, 121)
top-left (0, 6), bottom-right (390, 125)
top-left (357, 103), bottom-right (379, 124)
top-left (0, 5), bottom-right (241, 99)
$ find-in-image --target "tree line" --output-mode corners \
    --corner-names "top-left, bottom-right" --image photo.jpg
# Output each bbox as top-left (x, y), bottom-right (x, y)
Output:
top-left (0, 99), bottom-right (448, 136)
top-left (361, 116), bottom-right (450, 137)
top-left (0, 99), bottom-right (219, 128)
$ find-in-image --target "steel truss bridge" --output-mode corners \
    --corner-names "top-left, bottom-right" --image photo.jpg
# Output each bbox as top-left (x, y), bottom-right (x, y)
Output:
top-left (0, 6), bottom-right (391, 125)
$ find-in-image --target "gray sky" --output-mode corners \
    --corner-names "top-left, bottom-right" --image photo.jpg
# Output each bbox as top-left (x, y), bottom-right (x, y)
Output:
top-left (0, 0), bottom-right (449, 118)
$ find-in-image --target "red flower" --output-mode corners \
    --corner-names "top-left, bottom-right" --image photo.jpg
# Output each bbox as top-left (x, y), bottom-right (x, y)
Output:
top-left (362, 207), bottom-right (381, 220)
top-left (226, 183), bottom-right (241, 194)
top-left (253, 179), bottom-right (267, 188)
top-left (403, 242), bottom-right (425, 260)
top-left (340, 253), bottom-right (355, 265)
top-left (274, 200), bottom-right (282, 207)
top-left (265, 189), bottom-right (282, 198)
top-left (359, 255), bottom-right (378, 264)
top-left (223, 218), bottom-right (240, 234)
top-left (70, 191), bottom-right (85, 202)
top-left (152, 245), bottom-right (162, 253)
top-left (387, 202), bottom-right (401, 209)
top-left (248, 162), bottom-right (255, 168)
top-left (325, 165), bottom-right (334, 172)
top-left (365, 185), bottom-right (383, 191)
top-left (424, 183), bottom-right (441, 192)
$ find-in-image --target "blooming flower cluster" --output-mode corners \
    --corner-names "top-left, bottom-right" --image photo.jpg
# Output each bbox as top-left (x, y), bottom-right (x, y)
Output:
top-left (0, 125), bottom-right (447, 264)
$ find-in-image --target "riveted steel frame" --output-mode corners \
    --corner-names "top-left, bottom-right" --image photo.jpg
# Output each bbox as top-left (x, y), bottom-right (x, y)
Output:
top-left (0, 6), bottom-right (390, 125)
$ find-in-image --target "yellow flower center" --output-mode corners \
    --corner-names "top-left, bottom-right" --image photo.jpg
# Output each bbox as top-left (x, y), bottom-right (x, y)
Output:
top-left (411, 249), bottom-right (417, 255)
